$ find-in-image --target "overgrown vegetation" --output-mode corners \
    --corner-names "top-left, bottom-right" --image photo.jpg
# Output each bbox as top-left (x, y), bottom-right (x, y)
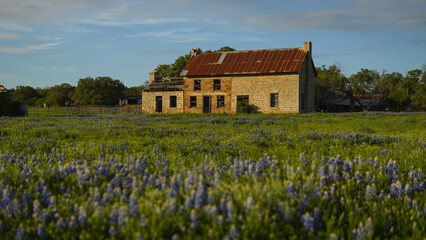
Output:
top-left (0, 113), bottom-right (424, 239)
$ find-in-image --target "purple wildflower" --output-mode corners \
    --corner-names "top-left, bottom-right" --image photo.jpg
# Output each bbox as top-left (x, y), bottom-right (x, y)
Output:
top-left (109, 226), bottom-right (118, 236)
top-left (16, 224), bottom-right (25, 240)
top-left (37, 224), bottom-right (46, 238)
top-left (365, 184), bottom-right (377, 201)
top-left (190, 210), bottom-right (198, 230)
top-left (301, 212), bottom-right (314, 232)
top-left (230, 225), bottom-right (238, 239)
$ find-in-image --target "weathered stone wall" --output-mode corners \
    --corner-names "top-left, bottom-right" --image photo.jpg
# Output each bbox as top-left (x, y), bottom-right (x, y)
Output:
top-left (183, 74), bottom-right (302, 114)
top-left (230, 74), bottom-right (300, 113)
top-left (183, 78), bottom-right (232, 113)
top-left (142, 91), bottom-right (183, 114)
top-left (298, 54), bottom-right (315, 112)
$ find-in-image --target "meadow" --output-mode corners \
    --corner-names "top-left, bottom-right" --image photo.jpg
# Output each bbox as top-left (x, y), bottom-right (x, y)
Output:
top-left (0, 113), bottom-right (425, 239)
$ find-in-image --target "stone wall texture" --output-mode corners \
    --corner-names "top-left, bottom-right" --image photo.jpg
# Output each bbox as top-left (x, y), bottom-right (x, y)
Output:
top-left (142, 91), bottom-right (183, 114)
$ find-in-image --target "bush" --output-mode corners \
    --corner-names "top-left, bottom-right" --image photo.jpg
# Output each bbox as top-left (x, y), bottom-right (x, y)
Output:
top-left (237, 101), bottom-right (255, 113)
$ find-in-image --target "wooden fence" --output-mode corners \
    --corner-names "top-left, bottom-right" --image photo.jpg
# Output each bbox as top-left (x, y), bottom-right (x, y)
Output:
top-left (29, 105), bottom-right (142, 116)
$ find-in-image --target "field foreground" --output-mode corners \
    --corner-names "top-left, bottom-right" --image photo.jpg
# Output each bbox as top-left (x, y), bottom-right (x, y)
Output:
top-left (0, 113), bottom-right (425, 239)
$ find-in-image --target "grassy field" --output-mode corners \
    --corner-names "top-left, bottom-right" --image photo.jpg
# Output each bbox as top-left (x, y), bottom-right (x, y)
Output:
top-left (0, 113), bottom-right (425, 239)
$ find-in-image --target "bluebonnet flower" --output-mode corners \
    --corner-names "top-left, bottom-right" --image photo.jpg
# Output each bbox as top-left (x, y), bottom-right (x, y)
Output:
top-left (139, 215), bottom-right (147, 227)
top-left (365, 184), bottom-right (377, 201)
top-left (390, 181), bottom-right (402, 199)
top-left (129, 193), bottom-right (138, 217)
top-left (55, 217), bottom-right (67, 229)
top-left (230, 225), bottom-right (238, 239)
top-left (69, 215), bottom-right (78, 229)
top-left (109, 226), bottom-right (118, 236)
top-left (37, 224), bottom-right (46, 238)
top-left (226, 201), bottom-right (234, 221)
top-left (300, 153), bottom-right (309, 167)
top-left (16, 224), bottom-right (25, 240)
top-left (195, 183), bottom-right (206, 209)
top-left (313, 208), bottom-right (321, 229)
top-left (117, 206), bottom-right (127, 227)
top-left (405, 184), bottom-right (412, 198)
top-left (245, 196), bottom-right (255, 210)
top-left (301, 212), bottom-right (314, 232)
top-left (78, 206), bottom-right (87, 226)
top-left (353, 217), bottom-right (373, 240)
top-left (287, 182), bottom-right (295, 196)
top-left (329, 233), bottom-right (339, 240)
top-left (189, 209), bottom-right (198, 230)
top-left (217, 215), bottom-right (224, 225)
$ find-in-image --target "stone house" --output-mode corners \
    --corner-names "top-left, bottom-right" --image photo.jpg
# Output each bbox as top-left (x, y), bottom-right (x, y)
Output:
top-left (142, 41), bottom-right (316, 114)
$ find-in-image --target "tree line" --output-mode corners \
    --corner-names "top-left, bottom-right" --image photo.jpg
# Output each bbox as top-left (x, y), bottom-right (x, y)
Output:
top-left (4, 77), bottom-right (145, 107)
top-left (315, 65), bottom-right (426, 111)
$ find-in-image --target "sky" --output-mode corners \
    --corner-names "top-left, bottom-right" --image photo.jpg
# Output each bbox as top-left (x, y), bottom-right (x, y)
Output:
top-left (0, 0), bottom-right (425, 89)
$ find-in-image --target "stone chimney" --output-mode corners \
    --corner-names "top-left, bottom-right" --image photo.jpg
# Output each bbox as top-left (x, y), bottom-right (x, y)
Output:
top-left (302, 41), bottom-right (312, 54)
top-left (149, 72), bottom-right (160, 84)
top-left (190, 48), bottom-right (201, 58)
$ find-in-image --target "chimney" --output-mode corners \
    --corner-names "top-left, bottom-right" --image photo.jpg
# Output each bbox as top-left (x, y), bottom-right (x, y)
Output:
top-left (149, 72), bottom-right (160, 84)
top-left (190, 48), bottom-right (201, 58)
top-left (302, 41), bottom-right (312, 54)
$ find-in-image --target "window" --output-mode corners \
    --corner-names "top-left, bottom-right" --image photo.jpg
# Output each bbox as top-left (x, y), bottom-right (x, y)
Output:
top-left (170, 96), bottom-right (177, 108)
top-left (213, 79), bottom-right (221, 90)
top-left (270, 93), bottom-right (278, 107)
top-left (217, 95), bottom-right (225, 107)
top-left (237, 95), bottom-right (249, 106)
top-left (194, 80), bottom-right (201, 91)
top-left (190, 96), bottom-right (197, 108)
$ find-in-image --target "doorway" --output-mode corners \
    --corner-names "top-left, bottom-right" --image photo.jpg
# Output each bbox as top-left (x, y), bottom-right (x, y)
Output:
top-left (203, 96), bottom-right (211, 113)
top-left (155, 96), bottom-right (162, 113)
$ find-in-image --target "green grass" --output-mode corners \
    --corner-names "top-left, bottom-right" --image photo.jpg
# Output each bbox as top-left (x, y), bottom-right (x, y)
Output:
top-left (0, 113), bottom-right (424, 239)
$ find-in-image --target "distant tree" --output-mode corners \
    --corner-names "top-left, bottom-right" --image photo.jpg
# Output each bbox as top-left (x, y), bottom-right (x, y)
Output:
top-left (154, 46), bottom-right (236, 78)
top-left (73, 77), bottom-right (125, 106)
top-left (314, 65), bottom-right (348, 110)
top-left (45, 83), bottom-right (75, 106)
top-left (12, 86), bottom-right (42, 106)
top-left (124, 85), bottom-right (145, 98)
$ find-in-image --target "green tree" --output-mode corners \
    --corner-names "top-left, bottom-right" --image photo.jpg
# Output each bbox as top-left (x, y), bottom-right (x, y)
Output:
top-left (45, 83), bottom-right (75, 106)
top-left (314, 65), bottom-right (348, 111)
top-left (124, 85), bottom-right (145, 98)
top-left (12, 86), bottom-right (42, 106)
top-left (73, 77), bottom-right (125, 106)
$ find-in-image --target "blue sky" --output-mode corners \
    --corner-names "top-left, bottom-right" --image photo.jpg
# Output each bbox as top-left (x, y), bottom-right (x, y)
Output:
top-left (0, 0), bottom-right (425, 89)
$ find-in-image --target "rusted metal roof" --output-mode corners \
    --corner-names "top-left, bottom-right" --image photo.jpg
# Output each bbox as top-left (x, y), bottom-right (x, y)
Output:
top-left (182, 48), bottom-right (307, 77)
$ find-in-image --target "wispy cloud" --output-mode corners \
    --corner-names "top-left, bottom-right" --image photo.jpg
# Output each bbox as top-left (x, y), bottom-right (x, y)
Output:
top-left (40, 54), bottom-right (96, 58)
top-left (138, 49), bottom-right (180, 55)
top-left (0, 32), bottom-right (20, 41)
top-left (32, 66), bottom-right (76, 72)
top-left (0, 42), bottom-right (62, 54)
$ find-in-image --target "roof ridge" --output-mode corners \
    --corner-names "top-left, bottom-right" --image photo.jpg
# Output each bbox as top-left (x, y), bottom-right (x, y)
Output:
top-left (201, 47), bottom-right (302, 54)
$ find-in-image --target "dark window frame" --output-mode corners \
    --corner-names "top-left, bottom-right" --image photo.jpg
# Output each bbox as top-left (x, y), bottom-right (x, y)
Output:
top-left (194, 80), bottom-right (201, 91)
top-left (170, 96), bottom-right (177, 108)
top-left (270, 93), bottom-right (278, 107)
top-left (189, 96), bottom-right (197, 108)
top-left (213, 79), bottom-right (221, 91)
top-left (217, 95), bottom-right (225, 108)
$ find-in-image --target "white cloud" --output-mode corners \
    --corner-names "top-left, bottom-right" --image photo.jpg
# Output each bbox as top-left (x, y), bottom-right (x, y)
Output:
top-left (0, 42), bottom-right (62, 54)
top-left (0, 32), bottom-right (20, 41)
top-left (138, 49), bottom-right (180, 55)
top-left (39, 54), bottom-right (96, 58)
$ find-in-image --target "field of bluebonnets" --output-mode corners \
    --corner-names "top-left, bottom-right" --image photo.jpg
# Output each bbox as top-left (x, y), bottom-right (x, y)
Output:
top-left (0, 112), bottom-right (425, 239)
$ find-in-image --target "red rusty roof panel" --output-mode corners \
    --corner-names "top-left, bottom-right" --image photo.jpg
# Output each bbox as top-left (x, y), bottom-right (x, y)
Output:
top-left (183, 48), bottom-right (308, 76)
